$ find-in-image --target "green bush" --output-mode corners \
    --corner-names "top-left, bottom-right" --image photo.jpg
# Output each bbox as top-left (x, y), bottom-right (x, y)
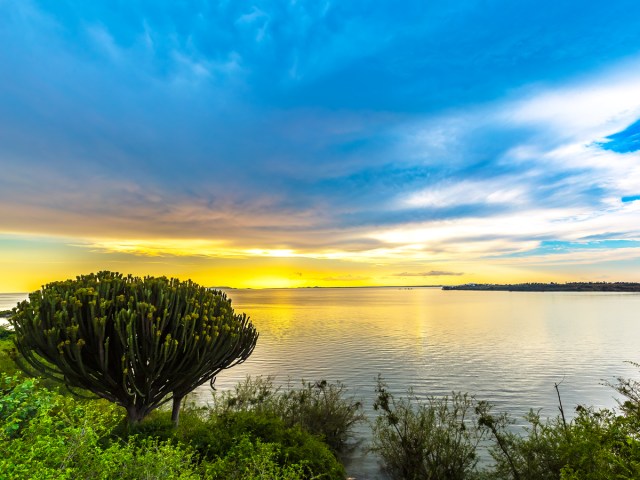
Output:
top-left (477, 400), bottom-right (640, 479)
top-left (97, 438), bottom-right (201, 480)
top-left (6, 359), bottom-right (640, 479)
top-left (371, 377), bottom-right (484, 480)
top-left (202, 434), bottom-right (311, 479)
top-left (0, 335), bottom-right (20, 377)
top-left (0, 325), bottom-right (13, 340)
top-left (1, 374), bottom-right (337, 480)
top-left (131, 407), bottom-right (346, 480)
top-left (610, 361), bottom-right (640, 420)
top-left (212, 375), bottom-right (365, 453)
top-left (370, 371), bottom-right (640, 480)
top-left (0, 375), bottom-right (224, 479)
top-left (0, 376), bottom-right (45, 437)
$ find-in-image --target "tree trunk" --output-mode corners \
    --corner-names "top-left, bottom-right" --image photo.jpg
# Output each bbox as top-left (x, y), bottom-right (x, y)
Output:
top-left (172, 395), bottom-right (183, 427)
top-left (126, 404), bottom-right (145, 427)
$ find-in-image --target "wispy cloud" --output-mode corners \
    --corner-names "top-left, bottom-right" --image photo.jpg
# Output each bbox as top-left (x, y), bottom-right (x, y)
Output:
top-left (393, 271), bottom-right (464, 277)
top-left (321, 274), bottom-right (370, 282)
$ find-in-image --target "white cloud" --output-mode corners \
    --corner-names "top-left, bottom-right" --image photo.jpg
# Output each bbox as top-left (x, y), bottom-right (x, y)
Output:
top-left (381, 54), bottom-right (640, 268)
top-left (401, 180), bottom-right (528, 208)
top-left (504, 58), bottom-right (640, 141)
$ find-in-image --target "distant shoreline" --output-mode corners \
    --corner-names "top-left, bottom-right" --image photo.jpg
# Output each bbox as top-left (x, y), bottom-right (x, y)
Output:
top-left (4, 283), bottom-right (640, 295)
top-left (442, 282), bottom-right (640, 292)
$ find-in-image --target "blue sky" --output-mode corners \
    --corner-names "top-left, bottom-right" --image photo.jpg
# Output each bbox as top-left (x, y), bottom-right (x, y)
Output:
top-left (1, 0), bottom-right (640, 290)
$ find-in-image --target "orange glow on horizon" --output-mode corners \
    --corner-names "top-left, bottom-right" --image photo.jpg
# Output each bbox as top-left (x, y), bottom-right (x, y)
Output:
top-left (0, 232), bottom-right (637, 293)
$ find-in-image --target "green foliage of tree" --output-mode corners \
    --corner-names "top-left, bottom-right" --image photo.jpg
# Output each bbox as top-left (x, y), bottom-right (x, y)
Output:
top-left (10, 272), bottom-right (258, 425)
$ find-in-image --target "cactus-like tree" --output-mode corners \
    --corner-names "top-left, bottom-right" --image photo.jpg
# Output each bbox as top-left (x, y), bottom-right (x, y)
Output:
top-left (10, 271), bottom-right (258, 426)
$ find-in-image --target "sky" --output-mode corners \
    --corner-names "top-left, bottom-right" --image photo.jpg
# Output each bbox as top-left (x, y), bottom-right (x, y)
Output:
top-left (1, 0), bottom-right (640, 291)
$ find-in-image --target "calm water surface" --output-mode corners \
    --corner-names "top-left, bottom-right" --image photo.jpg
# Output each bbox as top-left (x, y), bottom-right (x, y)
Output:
top-left (0, 293), bottom-right (27, 324)
top-left (198, 287), bottom-right (640, 479)
top-left (3, 288), bottom-right (639, 478)
top-left (0, 293), bottom-right (28, 312)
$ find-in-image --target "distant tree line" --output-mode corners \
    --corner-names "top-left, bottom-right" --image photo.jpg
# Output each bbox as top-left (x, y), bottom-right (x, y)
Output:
top-left (443, 282), bottom-right (640, 292)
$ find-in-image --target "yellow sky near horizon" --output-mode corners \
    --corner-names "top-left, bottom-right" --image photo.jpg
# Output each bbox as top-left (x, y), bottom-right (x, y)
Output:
top-left (0, 232), bottom-right (620, 293)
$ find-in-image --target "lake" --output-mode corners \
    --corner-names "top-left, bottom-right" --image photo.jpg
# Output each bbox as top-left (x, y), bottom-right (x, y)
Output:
top-left (199, 287), bottom-right (640, 478)
top-left (3, 287), bottom-right (640, 478)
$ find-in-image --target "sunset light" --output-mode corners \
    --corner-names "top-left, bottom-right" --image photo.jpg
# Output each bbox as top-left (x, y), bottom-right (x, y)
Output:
top-left (0, 1), bottom-right (639, 291)
top-left (3, 3), bottom-right (640, 478)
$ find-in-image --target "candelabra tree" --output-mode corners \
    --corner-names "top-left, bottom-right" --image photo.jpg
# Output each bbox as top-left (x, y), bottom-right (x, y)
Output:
top-left (10, 271), bottom-right (258, 426)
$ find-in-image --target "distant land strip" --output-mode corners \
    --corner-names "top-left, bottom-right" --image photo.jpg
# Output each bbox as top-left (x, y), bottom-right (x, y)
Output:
top-left (442, 282), bottom-right (640, 292)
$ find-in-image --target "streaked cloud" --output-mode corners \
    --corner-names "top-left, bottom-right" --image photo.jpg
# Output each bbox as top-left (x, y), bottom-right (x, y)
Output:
top-left (321, 274), bottom-right (370, 282)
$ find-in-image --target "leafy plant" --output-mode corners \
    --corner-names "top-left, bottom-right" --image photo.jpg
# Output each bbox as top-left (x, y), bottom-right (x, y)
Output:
top-left (477, 395), bottom-right (640, 479)
top-left (371, 377), bottom-right (484, 480)
top-left (0, 330), bottom-right (20, 377)
top-left (10, 271), bottom-right (258, 425)
top-left (211, 375), bottom-right (365, 453)
top-left (202, 434), bottom-right (312, 479)
top-left (0, 375), bottom-right (122, 479)
top-left (0, 375), bottom-right (340, 479)
top-left (0, 325), bottom-right (13, 340)
top-left (97, 437), bottom-right (201, 480)
top-left (610, 361), bottom-right (640, 419)
top-left (131, 406), bottom-right (346, 480)
top-left (0, 375), bottom-right (44, 437)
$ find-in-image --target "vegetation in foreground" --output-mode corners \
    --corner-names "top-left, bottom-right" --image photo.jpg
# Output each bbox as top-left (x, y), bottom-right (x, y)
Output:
top-left (1, 323), bottom-right (358, 479)
top-left (372, 372), bottom-right (640, 479)
top-left (0, 374), bottom-right (344, 480)
top-left (208, 375), bottom-right (366, 454)
top-left (3, 350), bottom-right (640, 479)
top-left (2, 276), bottom-right (640, 480)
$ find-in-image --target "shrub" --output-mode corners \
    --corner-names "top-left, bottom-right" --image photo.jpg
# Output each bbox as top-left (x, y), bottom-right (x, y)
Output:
top-left (212, 375), bottom-right (365, 453)
top-left (1, 375), bottom-right (337, 479)
top-left (208, 411), bottom-right (345, 480)
top-left (132, 407), bottom-right (346, 480)
top-left (0, 375), bottom-right (209, 479)
top-left (10, 271), bottom-right (258, 425)
top-left (477, 399), bottom-right (640, 479)
top-left (97, 437), bottom-right (201, 480)
top-left (0, 375), bottom-right (44, 437)
top-left (371, 377), bottom-right (484, 480)
top-left (0, 325), bottom-right (13, 340)
top-left (202, 434), bottom-right (311, 480)
top-left (0, 330), bottom-right (20, 378)
top-left (610, 361), bottom-right (640, 420)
